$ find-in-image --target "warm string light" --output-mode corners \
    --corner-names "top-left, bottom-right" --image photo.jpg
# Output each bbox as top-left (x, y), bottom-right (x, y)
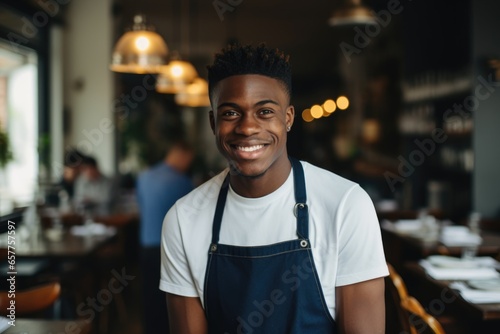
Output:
top-left (301, 96), bottom-right (349, 122)
top-left (336, 96), bottom-right (349, 110)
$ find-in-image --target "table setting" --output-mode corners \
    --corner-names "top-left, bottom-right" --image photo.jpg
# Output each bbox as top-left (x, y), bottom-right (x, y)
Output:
top-left (418, 255), bottom-right (500, 304)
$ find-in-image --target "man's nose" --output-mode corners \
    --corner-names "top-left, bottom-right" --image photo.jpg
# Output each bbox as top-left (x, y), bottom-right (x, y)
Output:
top-left (235, 114), bottom-right (260, 135)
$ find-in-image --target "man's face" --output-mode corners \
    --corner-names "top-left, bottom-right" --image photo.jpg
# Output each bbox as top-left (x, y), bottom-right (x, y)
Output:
top-left (63, 166), bottom-right (78, 181)
top-left (209, 74), bottom-right (294, 178)
top-left (82, 165), bottom-right (100, 181)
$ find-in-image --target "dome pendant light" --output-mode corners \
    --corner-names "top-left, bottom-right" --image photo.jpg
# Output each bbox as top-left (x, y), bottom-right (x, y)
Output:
top-left (175, 78), bottom-right (210, 107)
top-left (156, 52), bottom-right (198, 94)
top-left (328, 0), bottom-right (376, 27)
top-left (110, 14), bottom-right (168, 74)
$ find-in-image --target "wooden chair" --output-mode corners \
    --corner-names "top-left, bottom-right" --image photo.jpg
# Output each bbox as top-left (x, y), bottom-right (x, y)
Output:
top-left (386, 263), bottom-right (446, 334)
top-left (385, 263), bottom-right (413, 334)
top-left (401, 296), bottom-right (446, 334)
top-left (0, 281), bottom-right (61, 316)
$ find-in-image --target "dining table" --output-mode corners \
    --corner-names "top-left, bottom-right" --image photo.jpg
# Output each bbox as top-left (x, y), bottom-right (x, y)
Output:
top-left (1, 318), bottom-right (91, 334)
top-left (0, 207), bottom-right (139, 259)
top-left (4, 228), bottom-right (116, 260)
top-left (0, 206), bottom-right (139, 333)
top-left (381, 219), bottom-right (500, 270)
top-left (403, 261), bottom-right (500, 333)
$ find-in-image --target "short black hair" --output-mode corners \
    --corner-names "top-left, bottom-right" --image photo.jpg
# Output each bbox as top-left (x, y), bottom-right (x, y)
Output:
top-left (81, 156), bottom-right (98, 168)
top-left (64, 148), bottom-right (87, 168)
top-left (207, 43), bottom-right (292, 101)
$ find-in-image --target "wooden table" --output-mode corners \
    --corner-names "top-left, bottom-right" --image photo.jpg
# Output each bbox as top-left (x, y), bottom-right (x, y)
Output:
top-left (10, 229), bottom-right (116, 259)
top-left (2, 319), bottom-right (90, 333)
top-left (0, 208), bottom-right (139, 260)
top-left (0, 224), bottom-right (117, 285)
top-left (381, 225), bottom-right (500, 269)
top-left (0, 212), bottom-right (139, 333)
top-left (403, 262), bottom-right (500, 333)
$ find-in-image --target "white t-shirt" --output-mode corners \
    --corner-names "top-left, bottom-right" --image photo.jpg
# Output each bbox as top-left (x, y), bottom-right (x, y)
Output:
top-left (160, 161), bottom-right (388, 319)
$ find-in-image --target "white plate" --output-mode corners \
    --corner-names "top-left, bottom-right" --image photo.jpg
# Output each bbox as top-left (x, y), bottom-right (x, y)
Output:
top-left (468, 279), bottom-right (500, 291)
top-left (393, 219), bottom-right (423, 234)
top-left (427, 255), bottom-right (480, 269)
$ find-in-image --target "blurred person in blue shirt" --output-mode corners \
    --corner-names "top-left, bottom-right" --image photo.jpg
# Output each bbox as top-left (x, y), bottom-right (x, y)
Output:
top-left (136, 140), bottom-right (195, 334)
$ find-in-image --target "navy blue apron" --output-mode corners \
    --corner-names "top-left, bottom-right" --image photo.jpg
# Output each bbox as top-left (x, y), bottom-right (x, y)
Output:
top-left (204, 157), bottom-right (337, 334)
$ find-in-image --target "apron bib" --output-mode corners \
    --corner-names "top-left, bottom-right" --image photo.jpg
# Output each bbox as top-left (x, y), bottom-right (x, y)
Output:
top-left (204, 157), bottom-right (337, 334)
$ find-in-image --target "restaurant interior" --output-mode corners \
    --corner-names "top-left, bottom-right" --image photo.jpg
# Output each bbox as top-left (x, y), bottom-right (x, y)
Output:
top-left (1, 0), bottom-right (500, 333)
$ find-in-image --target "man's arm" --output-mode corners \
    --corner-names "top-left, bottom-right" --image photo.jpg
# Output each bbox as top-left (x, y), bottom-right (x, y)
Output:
top-left (166, 293), bottom-right (207, 334)
top-left (335, 277), bottom-right (385, 334)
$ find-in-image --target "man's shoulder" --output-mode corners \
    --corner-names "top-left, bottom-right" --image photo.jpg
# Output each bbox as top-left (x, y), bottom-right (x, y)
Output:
top-left (301, 160), bottom-right (358, 190)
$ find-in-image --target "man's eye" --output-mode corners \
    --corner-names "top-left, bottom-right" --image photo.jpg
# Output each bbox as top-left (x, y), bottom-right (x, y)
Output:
top-left (222, 110), bottom-right (239, 117)
top-left (260, 109), bottom-right (274, 115)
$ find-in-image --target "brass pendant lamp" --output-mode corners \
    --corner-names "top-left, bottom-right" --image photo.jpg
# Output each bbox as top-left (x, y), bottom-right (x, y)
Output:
top-left (174, 77), bottom-right (210, 107)
top-left (156, 53), bottom-right (198, 94)
top-left (110, 14), bottom-right (168, 74)
top-left (328, 0), bottom-right (376, 27)
top-left (155, 0), bottom-right (202, 97)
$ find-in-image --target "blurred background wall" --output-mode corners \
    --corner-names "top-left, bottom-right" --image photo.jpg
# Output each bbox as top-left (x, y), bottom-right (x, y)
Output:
top-left (1, 0), bottom-right (500, 220)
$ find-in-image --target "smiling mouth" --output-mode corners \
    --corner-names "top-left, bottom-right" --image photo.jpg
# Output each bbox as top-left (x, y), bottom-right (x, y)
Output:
top-left (235, 144), bottom-right (265, 152)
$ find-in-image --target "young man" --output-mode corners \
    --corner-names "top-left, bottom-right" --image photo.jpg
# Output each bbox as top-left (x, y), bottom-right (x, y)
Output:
top-left (160, 44), bottom-right (388, 333)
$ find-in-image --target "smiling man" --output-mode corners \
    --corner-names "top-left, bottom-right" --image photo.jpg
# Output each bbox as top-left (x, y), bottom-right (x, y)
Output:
top-left (160, 44), bottom-right (388, 333)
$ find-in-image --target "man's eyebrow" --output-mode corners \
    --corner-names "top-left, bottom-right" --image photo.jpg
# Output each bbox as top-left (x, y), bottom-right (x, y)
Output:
top-left (217, 99), bottom-right (279, 110)
top-left (217, 102), bottom-right (239, 110)
top-left (255, 99), bottom-right (279, 107)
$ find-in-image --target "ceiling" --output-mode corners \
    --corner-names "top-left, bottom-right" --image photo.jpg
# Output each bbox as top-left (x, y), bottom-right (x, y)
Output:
top-left (111, 0), bottom-right (403, 105)
top-left (2, 0), bottom-right (403, 107)
top-left (114, 0), bottom-right (345, 74)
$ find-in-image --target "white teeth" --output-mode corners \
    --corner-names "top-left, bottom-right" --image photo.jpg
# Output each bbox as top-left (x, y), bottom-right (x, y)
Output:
top-left (236, 145), bottom-right (264, 152)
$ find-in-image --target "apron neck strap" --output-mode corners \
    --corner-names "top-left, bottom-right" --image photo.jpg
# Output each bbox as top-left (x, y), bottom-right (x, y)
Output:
top-left (211, 174), bottom-right (230, 245)
top-left (210, 157), bottom-right (309, 245)
top-left (290, 157), bottom-right (309, 239)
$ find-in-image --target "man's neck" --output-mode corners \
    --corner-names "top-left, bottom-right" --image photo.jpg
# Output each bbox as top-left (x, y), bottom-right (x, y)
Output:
top-left (229, 156), bottom-right (292, 198)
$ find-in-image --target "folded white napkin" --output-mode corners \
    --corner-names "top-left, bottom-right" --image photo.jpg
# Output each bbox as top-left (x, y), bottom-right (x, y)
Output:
top-left (70, 222), bottom-right (117, 237)
top-left (381, 219), bottom-right (423, 234)
top-left (439, 225), bottom-right (482, 246)
top-left (419, 259), bottom-right (500, 280)
top-left (450, 282), bottom-right (500, 304)
top-left (394, 219), bottom-right (424, 233)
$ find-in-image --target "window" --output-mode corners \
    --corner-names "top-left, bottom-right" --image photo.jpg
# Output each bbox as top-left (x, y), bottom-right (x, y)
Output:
top-left (0, 40), bottom-right (38, 213)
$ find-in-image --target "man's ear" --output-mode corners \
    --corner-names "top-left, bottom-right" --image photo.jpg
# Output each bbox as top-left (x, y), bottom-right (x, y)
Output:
top-left (209, 110), bottom-right (216, 135)
top-left (286, 105), bottom-right (295, 130)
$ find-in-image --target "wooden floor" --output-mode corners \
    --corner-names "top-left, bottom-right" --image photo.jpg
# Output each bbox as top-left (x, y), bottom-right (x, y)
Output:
top-left (108, 269), bottom-right (143, 334)
top-left (58, 254), bottom-right (146, 334)
top-left (105, 259), bottom-right (144, 334)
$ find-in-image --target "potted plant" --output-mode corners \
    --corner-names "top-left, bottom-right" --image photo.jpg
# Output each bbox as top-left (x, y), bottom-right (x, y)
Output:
top-left (0, 122), bottom-right (13, 169)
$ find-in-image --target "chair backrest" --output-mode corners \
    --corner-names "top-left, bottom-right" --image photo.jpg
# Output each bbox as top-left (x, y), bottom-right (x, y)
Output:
top-left (388, 263), bottom-right (410, 300)
top-left (401, 296), bottom-right (446, 334)
top-left (385, 263), bottom-right (414, 334)
top-left (0, 281), bottom-right (61, 316)
top-left (386, 263), bottom-right (446, 334)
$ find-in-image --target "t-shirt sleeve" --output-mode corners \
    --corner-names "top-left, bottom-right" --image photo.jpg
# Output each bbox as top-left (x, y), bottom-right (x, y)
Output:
top-left (159, 204), bottom-right (199, 297)
top-left (335, 185), bottom-right (389, 287)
